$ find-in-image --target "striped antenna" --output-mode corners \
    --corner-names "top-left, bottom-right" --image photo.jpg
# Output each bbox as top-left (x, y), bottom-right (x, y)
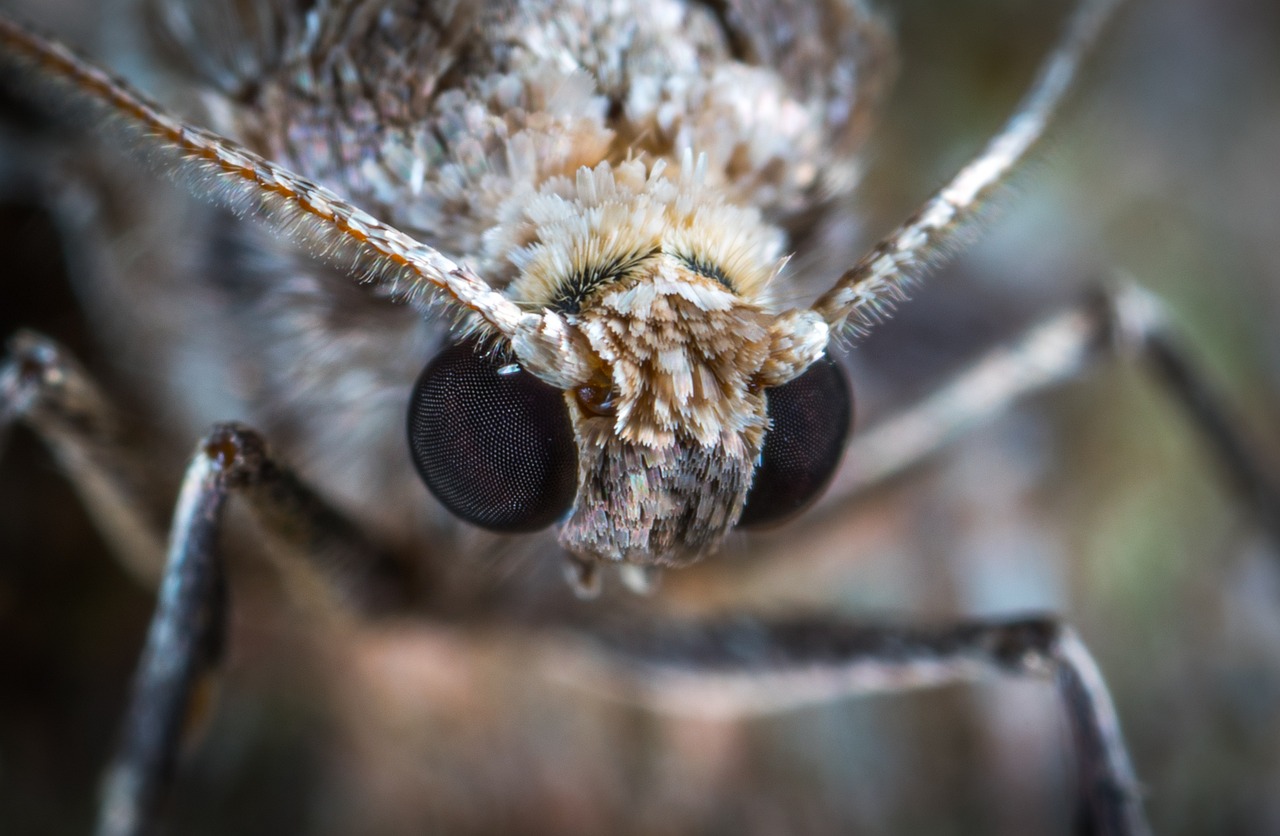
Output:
top-left (808, 0), bottom-right (1124, 336)
top-left (0, 16), bottom-right (527, 339)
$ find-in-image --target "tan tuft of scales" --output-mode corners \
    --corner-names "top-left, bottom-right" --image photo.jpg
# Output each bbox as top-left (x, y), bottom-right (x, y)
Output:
top-left (497, 157), bottom-right (828, 566)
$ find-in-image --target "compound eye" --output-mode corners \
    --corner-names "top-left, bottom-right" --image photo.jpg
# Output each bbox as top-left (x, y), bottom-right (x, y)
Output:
top-left (407, 340), bottom-right (578, 532)
top-left (738, 355), bottom-right (852, 528)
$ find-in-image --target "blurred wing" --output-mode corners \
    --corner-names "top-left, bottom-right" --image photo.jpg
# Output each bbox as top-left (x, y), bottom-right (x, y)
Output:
top-left (724, 0), bottom-right (895, 196)
top-left (0, 13), bottom-right (525, 333)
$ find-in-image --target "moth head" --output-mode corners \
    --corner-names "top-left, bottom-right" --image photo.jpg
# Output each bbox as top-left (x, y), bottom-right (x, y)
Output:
top-left (406, 161), bottom-right (852, 574)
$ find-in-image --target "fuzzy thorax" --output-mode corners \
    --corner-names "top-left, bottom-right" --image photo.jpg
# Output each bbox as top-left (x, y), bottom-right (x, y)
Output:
top-left (500, 159), bottom-right (828, 565)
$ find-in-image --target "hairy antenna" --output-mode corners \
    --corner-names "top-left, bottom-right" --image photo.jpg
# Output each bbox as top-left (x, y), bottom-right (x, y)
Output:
top-left (0, 16), bottom-right (526, 337)
top-left (808, 0), bottom-right (1124, 336)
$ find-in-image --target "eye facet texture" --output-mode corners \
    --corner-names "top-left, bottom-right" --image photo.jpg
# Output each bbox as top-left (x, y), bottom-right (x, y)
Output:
top-left (738, 356), bottom-right (853, 528)
top-left (408, 340), bottom-right (578, 532)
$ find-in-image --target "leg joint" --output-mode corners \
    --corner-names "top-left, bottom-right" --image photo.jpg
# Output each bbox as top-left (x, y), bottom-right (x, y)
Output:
top-left (199, 422), bottom-right (272, 488)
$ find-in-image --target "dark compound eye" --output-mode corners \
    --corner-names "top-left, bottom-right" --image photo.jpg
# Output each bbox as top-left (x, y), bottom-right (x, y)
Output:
top-left (407, 340), bottom-right (578, 532)
top-left (738, 355), bottom-right (853, 529)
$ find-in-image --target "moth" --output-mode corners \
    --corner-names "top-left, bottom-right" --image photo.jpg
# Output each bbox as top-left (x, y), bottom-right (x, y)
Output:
top-left (2, 0), bottom-right (1278, 833)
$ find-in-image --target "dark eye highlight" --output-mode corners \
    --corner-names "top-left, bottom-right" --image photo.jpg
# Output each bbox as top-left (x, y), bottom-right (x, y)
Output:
top-left (407, 340), bottom-right (578, 532)
top-left (737, 355), bottom-right (852, 528)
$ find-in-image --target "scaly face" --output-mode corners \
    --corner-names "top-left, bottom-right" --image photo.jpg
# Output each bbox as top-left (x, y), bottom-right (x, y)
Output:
top-left (407, 159), bottom-right (850, 569)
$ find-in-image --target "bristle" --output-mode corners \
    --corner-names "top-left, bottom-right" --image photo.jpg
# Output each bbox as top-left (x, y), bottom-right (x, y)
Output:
top-left (0, 16), bottom-right (525, 337)
top-left (506, 159), bottom-right (788, 312)
top-left (810, 0), bottom-right (1121, 337)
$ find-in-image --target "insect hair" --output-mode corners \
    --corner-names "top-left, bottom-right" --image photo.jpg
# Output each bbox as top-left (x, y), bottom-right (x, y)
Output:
top-left (0, 17), bottom-right (501, 327)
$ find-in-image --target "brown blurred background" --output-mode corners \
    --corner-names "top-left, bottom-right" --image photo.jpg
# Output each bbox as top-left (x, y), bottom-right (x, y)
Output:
top-left (2, 0), bottom-right (1279, 833)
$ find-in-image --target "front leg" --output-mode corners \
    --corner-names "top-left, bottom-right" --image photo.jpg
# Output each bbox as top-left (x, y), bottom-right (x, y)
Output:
top-left (94, 427), bottom-right (229, 836)
top-left (577, 614), bottom-right (1148, 836)
top-left (95, 423), bottom-right (407, 836)
top-left (818, 284), bottom-right (1280, 548)
top-left (0, 332), bottom-right (406, 834)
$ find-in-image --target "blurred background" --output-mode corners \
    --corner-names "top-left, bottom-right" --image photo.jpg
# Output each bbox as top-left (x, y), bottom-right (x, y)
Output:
top-left (1, 0), bottom-right (1279, 833)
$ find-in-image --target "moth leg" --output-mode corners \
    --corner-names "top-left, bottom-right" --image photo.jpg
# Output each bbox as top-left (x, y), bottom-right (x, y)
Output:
top-left (0, 329), bottom-right (166, 581)
top-left (1, 338), bottom-right (405, 834)
top-left (94, 422), bottom-right (406, 836)
top-left (585, 614), bottom-right (1148, 836)
top-left (820, 284), bottom-right (1280, 546)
